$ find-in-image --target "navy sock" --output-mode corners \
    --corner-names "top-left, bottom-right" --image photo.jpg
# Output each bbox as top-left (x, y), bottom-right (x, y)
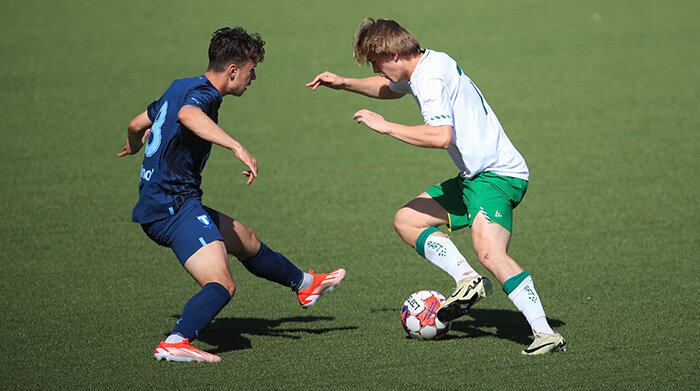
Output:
top-left (241, 242), bottom-right (305, 291)
top-left (170, 282), bottom-right (231, 341)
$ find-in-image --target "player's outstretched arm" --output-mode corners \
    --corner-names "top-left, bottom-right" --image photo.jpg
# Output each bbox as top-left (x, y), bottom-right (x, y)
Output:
top-left (306, 72), bottom-right (403, 99)
top-left (353, 109), bottom-right (452, 149)
top-left (178, 105), bottom-right (258, 185)
top-left (118, 111), bottom-right (152, 157)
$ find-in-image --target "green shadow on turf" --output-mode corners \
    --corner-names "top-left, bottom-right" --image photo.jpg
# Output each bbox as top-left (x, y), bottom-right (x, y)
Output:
top-left (169, 315), bottom-right (358, 354)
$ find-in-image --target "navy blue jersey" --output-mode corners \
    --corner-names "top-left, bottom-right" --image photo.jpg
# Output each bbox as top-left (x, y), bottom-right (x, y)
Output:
top-left (132, 75), bottom-right (223, 224)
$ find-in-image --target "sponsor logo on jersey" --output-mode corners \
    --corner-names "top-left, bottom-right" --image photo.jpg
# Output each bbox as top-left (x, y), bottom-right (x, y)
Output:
top-left (140, 165), bottom-right (154, 181)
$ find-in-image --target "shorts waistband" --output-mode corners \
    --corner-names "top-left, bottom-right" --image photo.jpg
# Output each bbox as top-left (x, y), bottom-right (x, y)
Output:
top-left (168, 196), bottom-right (186, 216)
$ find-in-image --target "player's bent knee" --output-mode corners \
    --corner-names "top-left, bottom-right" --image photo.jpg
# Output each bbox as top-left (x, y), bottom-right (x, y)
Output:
top-left (227, 283), bottom-right (236, 297)
top-left (394, 207), bottom-right (417, 232)
top-left (219, 280), bottom-right (236, 297)
top-left (475, 245), bottom-right (510, 270)
top-left (475, 248), bottom-right (493, 267)
top-left (238, 224), bottom-right (259, 245)
top-left (393, 209), bottom-right (416, 244)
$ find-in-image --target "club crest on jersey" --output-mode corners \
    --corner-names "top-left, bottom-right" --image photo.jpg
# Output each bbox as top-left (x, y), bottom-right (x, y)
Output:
top-left (197, 215), bottom-right (212, 227)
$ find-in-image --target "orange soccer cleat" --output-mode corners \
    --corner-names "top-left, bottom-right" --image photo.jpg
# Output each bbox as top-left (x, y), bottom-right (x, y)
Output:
top-left (297, 268), bottom-right (346, 308)
top-left (154, 339), bottom-right (221, 362)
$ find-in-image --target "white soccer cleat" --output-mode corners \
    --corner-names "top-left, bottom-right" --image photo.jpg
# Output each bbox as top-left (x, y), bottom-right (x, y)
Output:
top-left (522, 332), bottom-right (567, 355)
top-left (437, 275), bottom-right (493, 322)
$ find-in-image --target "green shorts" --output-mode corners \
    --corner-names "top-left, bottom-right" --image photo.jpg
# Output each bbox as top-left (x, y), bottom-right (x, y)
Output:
top-left (426, 172), bottom-right (528, 233)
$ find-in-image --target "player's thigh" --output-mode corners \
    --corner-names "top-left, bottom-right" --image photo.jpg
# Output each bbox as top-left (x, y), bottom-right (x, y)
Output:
top-left (471, 211), bottom-right (512, 255)
top-left (205, 207), bottom-right (260, 260)
top-left (464, 172), bottom-right (528, 234)
top-left (143, 199), bottom-right (225, 265)
top-left (396, 192), bottom-right (450, 227)
top-left (418, 175), bottom-right (471, 231)
top-left (183, 240), bottom-right (235, 294)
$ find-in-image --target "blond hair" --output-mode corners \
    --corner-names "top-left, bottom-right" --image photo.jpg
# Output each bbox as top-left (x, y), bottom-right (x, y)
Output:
top-left (353, 18), bottom-right (421, 65)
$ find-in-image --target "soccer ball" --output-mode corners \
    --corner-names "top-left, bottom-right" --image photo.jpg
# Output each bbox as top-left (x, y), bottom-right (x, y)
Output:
top-left (401, 290), bottom-right (451, 340)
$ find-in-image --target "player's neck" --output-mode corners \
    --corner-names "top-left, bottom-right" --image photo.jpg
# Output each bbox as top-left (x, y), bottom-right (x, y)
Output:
top-left (204, 70), bottom-right (228, 96)
top-left (405, 52), bottom-right (423, 79)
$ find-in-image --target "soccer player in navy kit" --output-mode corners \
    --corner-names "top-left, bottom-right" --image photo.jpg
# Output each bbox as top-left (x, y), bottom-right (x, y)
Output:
top-left (118, 27), bottom-right (345, 362)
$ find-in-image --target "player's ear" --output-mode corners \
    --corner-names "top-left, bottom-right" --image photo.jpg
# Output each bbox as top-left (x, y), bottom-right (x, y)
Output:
top-left (227, 63), bottom-right (238, 79)
top-left (392, 53), bottom-right (400, 62)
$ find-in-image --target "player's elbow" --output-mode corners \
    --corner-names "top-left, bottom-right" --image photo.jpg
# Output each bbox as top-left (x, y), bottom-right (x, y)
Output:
top-left (128, 111), bottom-right (153, 135)
top-left (435, 126), bottom-right (453, 149)
top-left (127, 120), bottom-right (141, 135)
top-left (378, 86), bottom-right (405, 100)
top-left (128, 117), bottom-right (148, 135)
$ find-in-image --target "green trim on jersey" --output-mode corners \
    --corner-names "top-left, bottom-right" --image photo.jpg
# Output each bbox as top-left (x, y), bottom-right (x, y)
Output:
top-left (502, 270), bottom-right (530, 295)
top-left (426, 172), bottom-right (528, 233)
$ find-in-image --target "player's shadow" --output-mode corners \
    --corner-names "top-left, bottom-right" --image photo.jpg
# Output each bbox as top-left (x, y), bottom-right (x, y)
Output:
top-left (446, 308), bottom-right (566, 345)
top-left (167, 315), bottom-right (357, 354)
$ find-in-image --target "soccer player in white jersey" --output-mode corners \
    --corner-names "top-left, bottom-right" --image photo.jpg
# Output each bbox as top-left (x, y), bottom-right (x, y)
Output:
top-left (307, 18), bottom-right (565, 354)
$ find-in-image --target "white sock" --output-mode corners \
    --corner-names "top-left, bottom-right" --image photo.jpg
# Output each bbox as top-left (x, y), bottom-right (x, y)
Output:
top-left (422, 234), bottom-right (478, 284)
top-left (165, 333), bottom-right (186, 343)
top-left (507, 275), bottom-right (554, 335)
top-left (297, 272), bottom-right (313, 291)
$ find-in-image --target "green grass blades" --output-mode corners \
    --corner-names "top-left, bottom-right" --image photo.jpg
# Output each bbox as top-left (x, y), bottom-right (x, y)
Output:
top-left (1, 0), bottom-right (698, 390)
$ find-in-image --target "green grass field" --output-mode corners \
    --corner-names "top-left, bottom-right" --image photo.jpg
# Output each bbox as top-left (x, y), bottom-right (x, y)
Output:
top-left (1, 0), bottom-right (698, 389)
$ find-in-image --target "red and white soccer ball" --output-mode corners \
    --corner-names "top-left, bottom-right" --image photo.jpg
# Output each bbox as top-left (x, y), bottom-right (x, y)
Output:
top-left (401, 290), bottom-right (451, 340)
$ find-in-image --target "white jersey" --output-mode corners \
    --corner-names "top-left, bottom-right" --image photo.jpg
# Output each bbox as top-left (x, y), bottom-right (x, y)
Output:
top-left (389, 49), bottom-right (529, 181)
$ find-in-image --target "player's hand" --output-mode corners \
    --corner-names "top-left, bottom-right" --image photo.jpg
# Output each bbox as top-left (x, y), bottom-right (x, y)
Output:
top-left (117, 129), bottom-right (150, 157)
top-left (306, 71), bottom-right (346, 90)
top-left (353, 109), bottom-right (392, 134)
top-left (233, 145), bottom-right (258, 186)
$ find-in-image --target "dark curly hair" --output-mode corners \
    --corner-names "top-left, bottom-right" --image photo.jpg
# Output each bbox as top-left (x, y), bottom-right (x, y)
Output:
top-left (207, 27), bottom-right (265, 72)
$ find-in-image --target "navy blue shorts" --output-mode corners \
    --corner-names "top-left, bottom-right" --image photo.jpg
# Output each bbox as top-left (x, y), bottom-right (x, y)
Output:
top-left (141, 197), bottom-right (224, 265)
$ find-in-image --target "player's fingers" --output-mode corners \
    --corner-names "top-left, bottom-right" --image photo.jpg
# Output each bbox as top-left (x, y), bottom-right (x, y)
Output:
top-left (243, 158), bottom-right (258, 176)
top-left (249, 158), bottom-right (258, 176)
top-left (242, 171), bottom-right (255, 186)
top-left (117, 142), bottom-right (128, 157)
top-left (306, 74), bottom-right (323, 87)
top-left (353, 109), bottom-right (368, 120)
top-left (141, 129), bottom-right (151, 143)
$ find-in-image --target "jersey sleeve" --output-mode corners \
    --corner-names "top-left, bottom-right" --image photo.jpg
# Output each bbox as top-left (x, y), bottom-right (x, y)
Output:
top-left (417, 78), bottom-right (454, 127)
top-left (146, 100), bottom-right (159, 121)
top-left (183, 85), bottom-right (220, 112)
top-left (389, 79), bottom-right (411, 94)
